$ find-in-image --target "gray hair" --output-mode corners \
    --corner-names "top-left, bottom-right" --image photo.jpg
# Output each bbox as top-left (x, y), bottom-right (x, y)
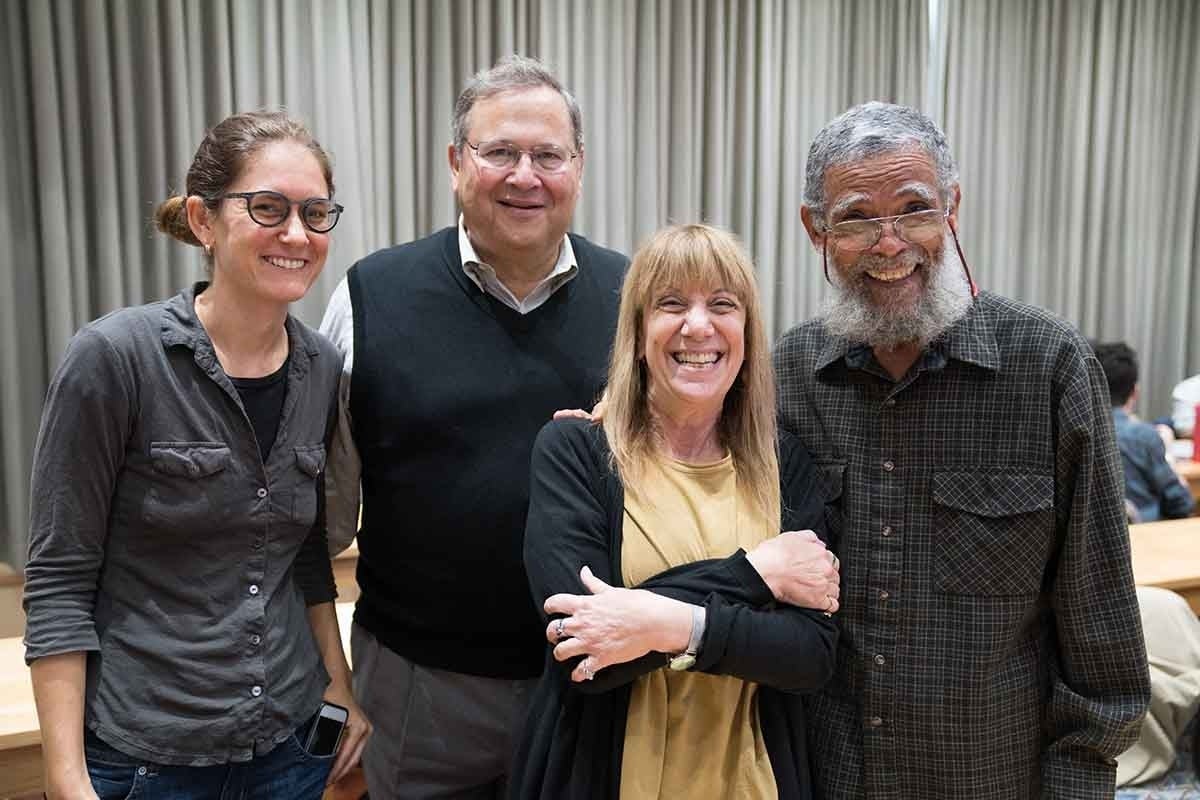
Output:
top-left (803, 101), bottom-right (958, 227)
top-left (452, 54), bottom-right (583, 153)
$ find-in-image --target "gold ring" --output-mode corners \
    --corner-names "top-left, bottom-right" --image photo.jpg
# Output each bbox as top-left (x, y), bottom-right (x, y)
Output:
top-left (555, 618), bottom-right (567, 641)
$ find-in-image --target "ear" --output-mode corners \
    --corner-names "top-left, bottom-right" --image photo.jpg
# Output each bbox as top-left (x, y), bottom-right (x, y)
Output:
top-left (185, 196), bottom-right (214, 249)
top-left (799, 206), bottom-right (825, 252)
top-left (947, 184), bottom-right (962, 234)
top-left (448, 143), bottom-right (463, 193)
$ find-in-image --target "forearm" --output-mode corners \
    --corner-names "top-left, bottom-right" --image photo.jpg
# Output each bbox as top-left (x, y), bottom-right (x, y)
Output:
top-left (31, 652), bottom-right (91, 795)
top-left (306, 603), bottom-right (352, 687)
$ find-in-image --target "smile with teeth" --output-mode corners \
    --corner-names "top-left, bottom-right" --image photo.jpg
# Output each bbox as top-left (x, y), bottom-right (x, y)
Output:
top-left (263, 256), bottom-right (307, 270)
top-left (865, 263), bottom-right (917, 282)
top-left (673, 352), bottom-right (722, 366)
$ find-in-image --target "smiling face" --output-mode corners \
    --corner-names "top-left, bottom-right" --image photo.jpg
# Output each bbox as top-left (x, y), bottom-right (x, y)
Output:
top-left (802, 147), bottom-right (972, 347)
top-left (448, 86), bottom-right (583, 268)
top-left (196, 139), bottom-right (332, 307)
top-left (643, 284), bottom-right (746, 422)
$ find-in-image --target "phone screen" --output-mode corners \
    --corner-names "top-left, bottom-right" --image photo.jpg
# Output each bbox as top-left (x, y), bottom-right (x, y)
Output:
top-left (306, 705), bottom-right (347, 756)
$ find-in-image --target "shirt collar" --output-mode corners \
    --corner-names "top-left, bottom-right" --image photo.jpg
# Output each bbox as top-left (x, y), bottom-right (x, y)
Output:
top-left (457, 214), bottom-right (577, 286)
top-left (160, 282), bottom-right (318, 360)
top-left (815, 292), bottom-right (1001, 376)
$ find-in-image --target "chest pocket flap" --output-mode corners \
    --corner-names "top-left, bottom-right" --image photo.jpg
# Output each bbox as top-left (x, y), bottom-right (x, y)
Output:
top-left (150, 442), bottom-right (231, 478)
top-left (932, 471), bottom-right (1053, 517)
top-left (932, 470), bottom-right (1054, 596)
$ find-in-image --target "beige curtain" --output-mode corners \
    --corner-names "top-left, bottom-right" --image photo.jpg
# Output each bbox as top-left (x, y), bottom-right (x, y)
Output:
top-left (940, 0), bottom-right (1200, 421)
top-left (0, 0), bottom-right (926, 568)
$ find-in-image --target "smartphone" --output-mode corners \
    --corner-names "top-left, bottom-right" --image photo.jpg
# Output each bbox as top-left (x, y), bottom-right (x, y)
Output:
top-left (303, 701), bottom-right (348, 757)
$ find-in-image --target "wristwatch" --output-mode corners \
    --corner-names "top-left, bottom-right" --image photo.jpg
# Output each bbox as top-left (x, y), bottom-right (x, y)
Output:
top-left (667, 605), bottom-right (706, 671)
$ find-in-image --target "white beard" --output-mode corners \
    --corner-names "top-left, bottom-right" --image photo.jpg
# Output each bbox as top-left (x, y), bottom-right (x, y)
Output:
top-left (820, 233), bottom-right (974, 349)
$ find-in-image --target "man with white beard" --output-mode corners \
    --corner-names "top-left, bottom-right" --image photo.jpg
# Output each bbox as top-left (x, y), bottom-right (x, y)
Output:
top-left (774, 102), bottom-right (1149, 799)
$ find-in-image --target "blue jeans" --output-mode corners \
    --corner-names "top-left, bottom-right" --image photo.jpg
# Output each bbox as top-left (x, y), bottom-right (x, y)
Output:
top-left (84, 715), bottom-right (333, 800)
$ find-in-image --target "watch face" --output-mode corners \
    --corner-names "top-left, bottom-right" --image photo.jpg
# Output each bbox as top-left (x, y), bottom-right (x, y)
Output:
top-left (668, 654), bottom-right (696, 671)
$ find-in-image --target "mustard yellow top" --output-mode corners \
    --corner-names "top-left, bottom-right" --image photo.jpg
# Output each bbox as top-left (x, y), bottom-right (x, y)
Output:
top-left (619, 454), bottom-right (778, 799)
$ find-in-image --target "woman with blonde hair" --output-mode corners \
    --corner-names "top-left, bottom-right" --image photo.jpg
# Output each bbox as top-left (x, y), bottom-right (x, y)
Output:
top-left (513, 223), bottom-right (839, 799)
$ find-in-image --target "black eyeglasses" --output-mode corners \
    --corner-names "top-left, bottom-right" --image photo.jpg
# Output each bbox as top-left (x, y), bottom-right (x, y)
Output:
top-left (216, 191), bottom-right (343, 233)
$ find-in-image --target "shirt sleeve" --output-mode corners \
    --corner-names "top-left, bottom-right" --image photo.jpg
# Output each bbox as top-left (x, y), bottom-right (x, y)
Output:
top-left (318, 276), bottom-right (361, 557)
top-left (523, 420), bottom-right (836, 695)
top-left (23, 327), bottom-right (136, 663)
top-left (1137, 427), bottom-right (1195, 519)
top-left (1041, 350), bottom-right (1151, 797)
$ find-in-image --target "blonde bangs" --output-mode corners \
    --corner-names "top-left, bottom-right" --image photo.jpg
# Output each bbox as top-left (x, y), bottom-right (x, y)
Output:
top-left (602, 224), bottom-right (781, 528)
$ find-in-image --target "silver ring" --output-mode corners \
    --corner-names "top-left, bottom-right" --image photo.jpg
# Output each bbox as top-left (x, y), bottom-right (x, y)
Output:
top-left (582, 663), bottom-right (594, 680)
top-left (555, 618), bottom-right (566, 641)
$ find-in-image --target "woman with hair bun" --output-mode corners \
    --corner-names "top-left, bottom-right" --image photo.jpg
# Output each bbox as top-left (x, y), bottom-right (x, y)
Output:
top-left (23, 110), bottom-right (370, 799)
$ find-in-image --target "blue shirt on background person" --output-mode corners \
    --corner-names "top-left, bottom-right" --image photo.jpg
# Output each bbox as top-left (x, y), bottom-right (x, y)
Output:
top-left (1095, 341), bottom-right (1194, 523)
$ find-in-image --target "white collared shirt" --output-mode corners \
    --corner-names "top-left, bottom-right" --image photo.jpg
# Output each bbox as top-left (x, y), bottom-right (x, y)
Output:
top-left (457, 215), bottom-right (578, 314)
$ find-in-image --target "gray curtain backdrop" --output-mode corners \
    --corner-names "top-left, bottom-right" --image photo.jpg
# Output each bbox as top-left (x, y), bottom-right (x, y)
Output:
top-left (939, 0), bottom-right (1200, 428)
top-left (0, 0), bottom-right (927, 568)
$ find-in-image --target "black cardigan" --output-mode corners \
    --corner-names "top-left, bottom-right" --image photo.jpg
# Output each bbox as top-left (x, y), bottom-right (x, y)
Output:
top-left (511, 418), bottom-right (838, 799)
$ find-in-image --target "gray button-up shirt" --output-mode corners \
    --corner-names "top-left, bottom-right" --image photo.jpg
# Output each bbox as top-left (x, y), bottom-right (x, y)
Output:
top-left (23, 283), bottom-right (340, 766)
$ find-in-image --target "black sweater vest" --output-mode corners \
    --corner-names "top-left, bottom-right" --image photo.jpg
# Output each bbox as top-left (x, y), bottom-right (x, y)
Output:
top-left (348, 227), bottom-right (627, 678)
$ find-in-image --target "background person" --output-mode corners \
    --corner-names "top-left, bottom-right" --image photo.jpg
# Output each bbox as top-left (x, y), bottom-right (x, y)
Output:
top-left (1095, 341), bottom-right (1194, 522)
top-left (23, 111), bottom-right (369, 800)
top-left (513, 224), bottom-right (839, 800)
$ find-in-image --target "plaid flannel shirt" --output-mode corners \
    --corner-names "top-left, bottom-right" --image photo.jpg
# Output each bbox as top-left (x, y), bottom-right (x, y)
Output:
top-left (774, 291), bottom-right (1149, 799)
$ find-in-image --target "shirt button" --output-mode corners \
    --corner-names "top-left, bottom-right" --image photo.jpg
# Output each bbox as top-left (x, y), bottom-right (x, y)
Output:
top-left (874, 654), bottom-right (886, 666)
top-left (882, 460), bottom-right (895, 472)
top-left (249, 584), bottom-right (259, 595)
top-left (137, 766), bottom-right (147, 776)
top-left (256, 487), bottom-right (268, 498)
top-left (869, 716), bottom-right (884, 728)
top-left (882, 525), bottom-right (893, 537)
top-left (879, 590), bottom-right (890, 601)
top-left (251, 685), bottom-right (262, 697)
top-left (250, 634), bottom-right (261, 645)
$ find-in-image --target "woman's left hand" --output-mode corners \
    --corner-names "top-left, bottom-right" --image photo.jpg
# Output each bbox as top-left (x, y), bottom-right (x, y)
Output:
top-left (544, 566), bottom-right (692, 682)
top-left (321, 677), bottom-right (372, 785)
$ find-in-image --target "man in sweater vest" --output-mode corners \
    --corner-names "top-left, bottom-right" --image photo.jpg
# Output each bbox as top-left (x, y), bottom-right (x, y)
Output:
top-left (319, 55), bottom-right (627, 798)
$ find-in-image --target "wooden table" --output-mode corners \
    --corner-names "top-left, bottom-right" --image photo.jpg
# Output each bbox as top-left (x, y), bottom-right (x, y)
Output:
top-left (0, 602), bottom-right (360, 800)
top-left (1129, 516), bottom-right (1200, 614)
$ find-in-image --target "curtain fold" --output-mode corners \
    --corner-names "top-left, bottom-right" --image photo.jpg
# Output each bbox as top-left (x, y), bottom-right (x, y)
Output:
top-left (941, 0), bottom-right (1200, 423)
top-left (1, 0), bottom-right (927, 566)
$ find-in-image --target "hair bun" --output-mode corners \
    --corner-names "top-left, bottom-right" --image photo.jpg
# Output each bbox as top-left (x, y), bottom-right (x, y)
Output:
top-left (154, 195), bottom-right (202, 246)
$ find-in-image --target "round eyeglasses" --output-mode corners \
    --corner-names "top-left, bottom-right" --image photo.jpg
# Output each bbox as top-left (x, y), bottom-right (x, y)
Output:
top-left (217, 191), bottom-right (343, 233)
top-left (466, 140), bottom-right (578, 174)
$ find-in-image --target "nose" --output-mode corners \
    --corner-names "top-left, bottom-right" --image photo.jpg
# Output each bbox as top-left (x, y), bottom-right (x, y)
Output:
top-left (870, 219), bottom-right (909, 257)
top-left (680, 304), bottom-right (713, 337)
top-left (506, 152), bottom-right (541, 190)
top-left (279, 208), bottom-right (309, 242)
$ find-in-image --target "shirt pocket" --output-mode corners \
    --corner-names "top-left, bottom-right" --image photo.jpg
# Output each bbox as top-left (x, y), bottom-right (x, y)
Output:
top-left (292, 443), bottom-right (326, 525)
top-left (816, 460), bottom-right (846, 550)
top-left (932, 470), bottom-right (1054, 596)
top-left (144, 442), bottom-right (232, 532)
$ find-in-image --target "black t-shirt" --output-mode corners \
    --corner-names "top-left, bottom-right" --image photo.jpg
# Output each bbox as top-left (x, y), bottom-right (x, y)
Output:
top-left (230, 355), bottom-right (289, 461)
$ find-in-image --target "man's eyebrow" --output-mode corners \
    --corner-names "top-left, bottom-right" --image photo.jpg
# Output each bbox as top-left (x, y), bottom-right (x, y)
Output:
top-left (896, 183), bottom-right (937, 204)
top-left (828, 193), bottom-right (870, 219)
